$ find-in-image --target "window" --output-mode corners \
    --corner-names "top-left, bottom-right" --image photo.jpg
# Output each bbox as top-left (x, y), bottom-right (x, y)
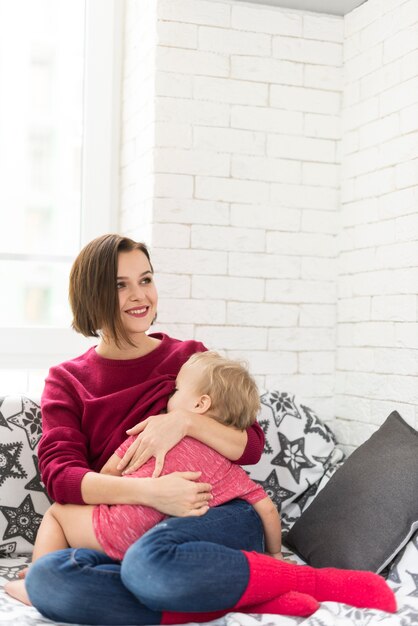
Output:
top-left (0, 0), bottom-right (123, 375)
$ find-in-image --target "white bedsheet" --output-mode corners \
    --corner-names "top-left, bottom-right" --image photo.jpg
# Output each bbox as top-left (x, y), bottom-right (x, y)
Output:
top-left (1, 533), bottom-right (417, 626)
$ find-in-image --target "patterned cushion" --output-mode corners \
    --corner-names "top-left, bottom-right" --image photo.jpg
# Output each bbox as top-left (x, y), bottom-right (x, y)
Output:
top-left (0, 391), bottom-right (343, 556)
top-left (243, 390), bottom-right (345, 537)
top-left (0, 396), bottom-right (50, 557)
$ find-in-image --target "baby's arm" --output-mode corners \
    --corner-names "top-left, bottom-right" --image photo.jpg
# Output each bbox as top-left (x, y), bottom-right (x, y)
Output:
top-left (100, 435), bottom-right (137, 476)
top-left (253, 496), bottom-right (283, 559)
top-left (100, 452), bottom-right (123, 476)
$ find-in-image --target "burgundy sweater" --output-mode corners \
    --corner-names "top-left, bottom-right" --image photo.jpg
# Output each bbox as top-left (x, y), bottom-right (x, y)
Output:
top-left (39, 333), bottom-right (265, 504)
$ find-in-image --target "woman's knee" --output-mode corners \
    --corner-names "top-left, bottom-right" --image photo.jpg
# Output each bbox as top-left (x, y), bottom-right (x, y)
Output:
top-left (121, 522), bottom-right (176, 607)
top-left (27, 548), bottom-right (123, 623)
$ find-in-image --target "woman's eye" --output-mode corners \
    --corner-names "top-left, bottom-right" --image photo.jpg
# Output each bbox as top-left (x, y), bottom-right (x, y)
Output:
top-left (116, 282), bottom-right (125, 289)
top-left (141, 277), bottom-right (152, 285)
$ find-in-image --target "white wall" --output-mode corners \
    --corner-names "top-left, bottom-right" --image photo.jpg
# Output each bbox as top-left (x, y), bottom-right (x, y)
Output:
top-left (119, 0), bottom-right (158, 242)
top-left (334, 0), bottom-right (418, 452)
top-left (121, 0), bottom-right (343, 425)
top-left (121, 0), bottom-right (418, 451)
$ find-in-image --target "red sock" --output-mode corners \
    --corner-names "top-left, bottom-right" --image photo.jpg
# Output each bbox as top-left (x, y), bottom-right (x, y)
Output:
top-left (245, 591), bottom-right (319, 617)
top-left (161, 592), bottom-right (318, 624)
top-left (235, 552), bottom-right (396, 613)
top-left (161, 552), bottom-right (396, 624)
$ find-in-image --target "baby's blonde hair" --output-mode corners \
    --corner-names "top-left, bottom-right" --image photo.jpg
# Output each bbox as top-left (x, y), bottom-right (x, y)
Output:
top-left (183, 351), bottom-right (260, 430)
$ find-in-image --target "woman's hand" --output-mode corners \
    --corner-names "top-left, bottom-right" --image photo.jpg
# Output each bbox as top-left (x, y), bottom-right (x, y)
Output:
top-left (141, 471), bottom-right (212, 517)
top-left (117, 411), bottom-right (191, 477)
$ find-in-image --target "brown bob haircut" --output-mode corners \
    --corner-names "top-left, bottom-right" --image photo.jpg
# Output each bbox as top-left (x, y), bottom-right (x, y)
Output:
top-left (183, 351), bottom-right (261, 431)
top-left (69, 234), bottom-right (153, 347)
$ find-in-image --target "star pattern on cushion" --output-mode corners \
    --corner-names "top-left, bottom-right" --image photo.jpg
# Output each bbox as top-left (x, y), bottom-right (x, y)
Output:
top-left (0, 541), bottom-right (17, 557)
top-left (0, 564), bottom-right (25, 582)
top-left (293, 480), bottom-right (318, 514)
top-left (7, 397), bottom-right (42, 450)
top-left (388, 559), bottom-right (402, 585)
top-left (258, 419), bottom-right (273, 455)
top-left (254, 469), bottom-right (295, 512)
top-left (272, 432), bottom-right (315, 484)
top-left (407, 571), bottom-right (418, 598)
top-left (0, 442), bottom-right (27, 487)
top-left (261, 391), bottom-right (300, 428)
top-left (0, 494), bottom-right (43, 545)
top-left (281, 514), bottom-right (299, 536)
top-left (25, 454), bottom-right (53, 503)
top-left (313, 454), bottom-right (336, 473)
top-left (301, 404), bottom-right (335, 443)
top-left (0, 397), bottom-right (13, 431)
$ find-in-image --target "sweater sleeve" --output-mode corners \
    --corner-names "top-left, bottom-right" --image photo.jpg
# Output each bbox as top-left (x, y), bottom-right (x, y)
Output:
top-left (234, 421), bottom-right (265, 466)
top-left (38, 370), bottom-right (91, 505)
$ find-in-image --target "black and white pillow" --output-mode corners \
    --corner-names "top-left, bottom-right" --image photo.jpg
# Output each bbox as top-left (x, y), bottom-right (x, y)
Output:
top-left (0, 396), bottom-right (50, 557)
top-left (243, 390), bottom-right (344, 536)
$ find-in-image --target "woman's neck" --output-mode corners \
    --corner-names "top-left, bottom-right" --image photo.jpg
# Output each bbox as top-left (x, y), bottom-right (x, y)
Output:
top-left (95, 333), bottom-right (161, 360)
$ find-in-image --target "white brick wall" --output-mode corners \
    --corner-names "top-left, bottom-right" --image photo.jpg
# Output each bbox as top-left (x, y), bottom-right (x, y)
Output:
top-left (336, 0), bottom-right (418, 454)
top-left (119, 0), bottom-right (158, 241)
top-left (120, 0), bottom-right (418, 451)
top-left (150, 0), bottom-right (341, 421)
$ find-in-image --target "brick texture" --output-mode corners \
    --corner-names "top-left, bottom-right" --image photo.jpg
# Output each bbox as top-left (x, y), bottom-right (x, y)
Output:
top-left (119, 0), bottom-right (418, 450)
top-left (336, 0), bottom-right (418, 451)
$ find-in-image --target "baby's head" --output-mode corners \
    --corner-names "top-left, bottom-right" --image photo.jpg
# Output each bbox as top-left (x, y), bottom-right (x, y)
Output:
top-left (167, 351), bottom-right (260, 430)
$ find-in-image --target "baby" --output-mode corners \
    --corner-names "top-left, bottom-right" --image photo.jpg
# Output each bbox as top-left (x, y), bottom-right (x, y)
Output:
top-left (6, 351), bottom-right (282, 605)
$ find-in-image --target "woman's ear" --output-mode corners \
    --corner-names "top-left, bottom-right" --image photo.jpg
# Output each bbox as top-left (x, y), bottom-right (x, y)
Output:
top-left (194, 394), bottom-right (211, 414)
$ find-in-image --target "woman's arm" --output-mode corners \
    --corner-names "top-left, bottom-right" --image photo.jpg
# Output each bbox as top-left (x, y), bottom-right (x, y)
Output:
top-left (80, 470), bottom-right (212, 516)
top-left (186, 412), bottom-right (247, 460)
top-left (118, 410), bottom-right (264, 477)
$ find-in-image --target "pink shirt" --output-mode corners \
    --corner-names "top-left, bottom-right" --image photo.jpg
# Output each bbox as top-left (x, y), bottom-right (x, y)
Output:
top-left (92, 435), bottom-right (267, 560)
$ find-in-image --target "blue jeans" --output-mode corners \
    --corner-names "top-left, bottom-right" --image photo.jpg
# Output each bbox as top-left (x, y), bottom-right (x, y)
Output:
top-left (26, 500), bottom-right (264, 625)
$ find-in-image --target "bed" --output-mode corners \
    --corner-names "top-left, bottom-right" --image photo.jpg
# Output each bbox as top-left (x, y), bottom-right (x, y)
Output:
top-left (0, 392), bottom-right (417, 625)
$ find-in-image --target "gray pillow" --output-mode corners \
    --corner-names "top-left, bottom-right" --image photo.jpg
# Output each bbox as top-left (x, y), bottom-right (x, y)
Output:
top-left (285, 411), bottom-right (418, 573)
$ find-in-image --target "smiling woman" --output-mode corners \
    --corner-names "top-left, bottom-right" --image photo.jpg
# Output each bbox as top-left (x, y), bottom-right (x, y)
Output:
top-left (19, 232), bottom-right (270, 624)
top-left (17, 233), bottom-right (395, 626)
top-left (114, 252), bottom-right (158, 351)
top-left (68, 237), bottom-right (158, 357)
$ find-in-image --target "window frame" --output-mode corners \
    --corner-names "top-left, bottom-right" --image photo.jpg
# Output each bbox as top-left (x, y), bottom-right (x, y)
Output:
top-left (0, 0), bottom-right (124, 369)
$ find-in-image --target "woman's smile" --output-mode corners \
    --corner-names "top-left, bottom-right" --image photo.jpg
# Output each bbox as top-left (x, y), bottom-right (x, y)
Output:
top-left (116, 249), bottom-right (158, 336)
top-left (125, 306), bottom-right (149, 318)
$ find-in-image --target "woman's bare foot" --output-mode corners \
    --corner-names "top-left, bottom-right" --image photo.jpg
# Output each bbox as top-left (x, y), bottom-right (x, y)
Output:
top-left (18, 566), bottom-right (29, 579)
top-left (4, 580), bottom-right (32, 606)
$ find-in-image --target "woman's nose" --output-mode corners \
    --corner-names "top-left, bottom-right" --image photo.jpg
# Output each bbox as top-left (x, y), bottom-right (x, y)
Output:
top-left (129, 285), bottom-right (145, 300)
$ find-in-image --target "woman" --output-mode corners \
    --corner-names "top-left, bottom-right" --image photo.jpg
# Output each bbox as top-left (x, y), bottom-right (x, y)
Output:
top-left (25, 234), bottom-right (396, 625)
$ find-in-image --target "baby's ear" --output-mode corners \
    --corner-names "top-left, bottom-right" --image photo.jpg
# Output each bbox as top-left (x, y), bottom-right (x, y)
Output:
top-left (195, 394), bottom-right (211, 413)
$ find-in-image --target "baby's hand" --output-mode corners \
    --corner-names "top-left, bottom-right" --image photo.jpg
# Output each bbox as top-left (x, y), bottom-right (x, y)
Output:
top-left (269, 551), bottom-right (297, 564)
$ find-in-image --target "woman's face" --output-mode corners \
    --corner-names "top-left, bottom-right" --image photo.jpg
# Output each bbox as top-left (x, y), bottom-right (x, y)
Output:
top-left (116, 249), bottom-right (158, 338)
